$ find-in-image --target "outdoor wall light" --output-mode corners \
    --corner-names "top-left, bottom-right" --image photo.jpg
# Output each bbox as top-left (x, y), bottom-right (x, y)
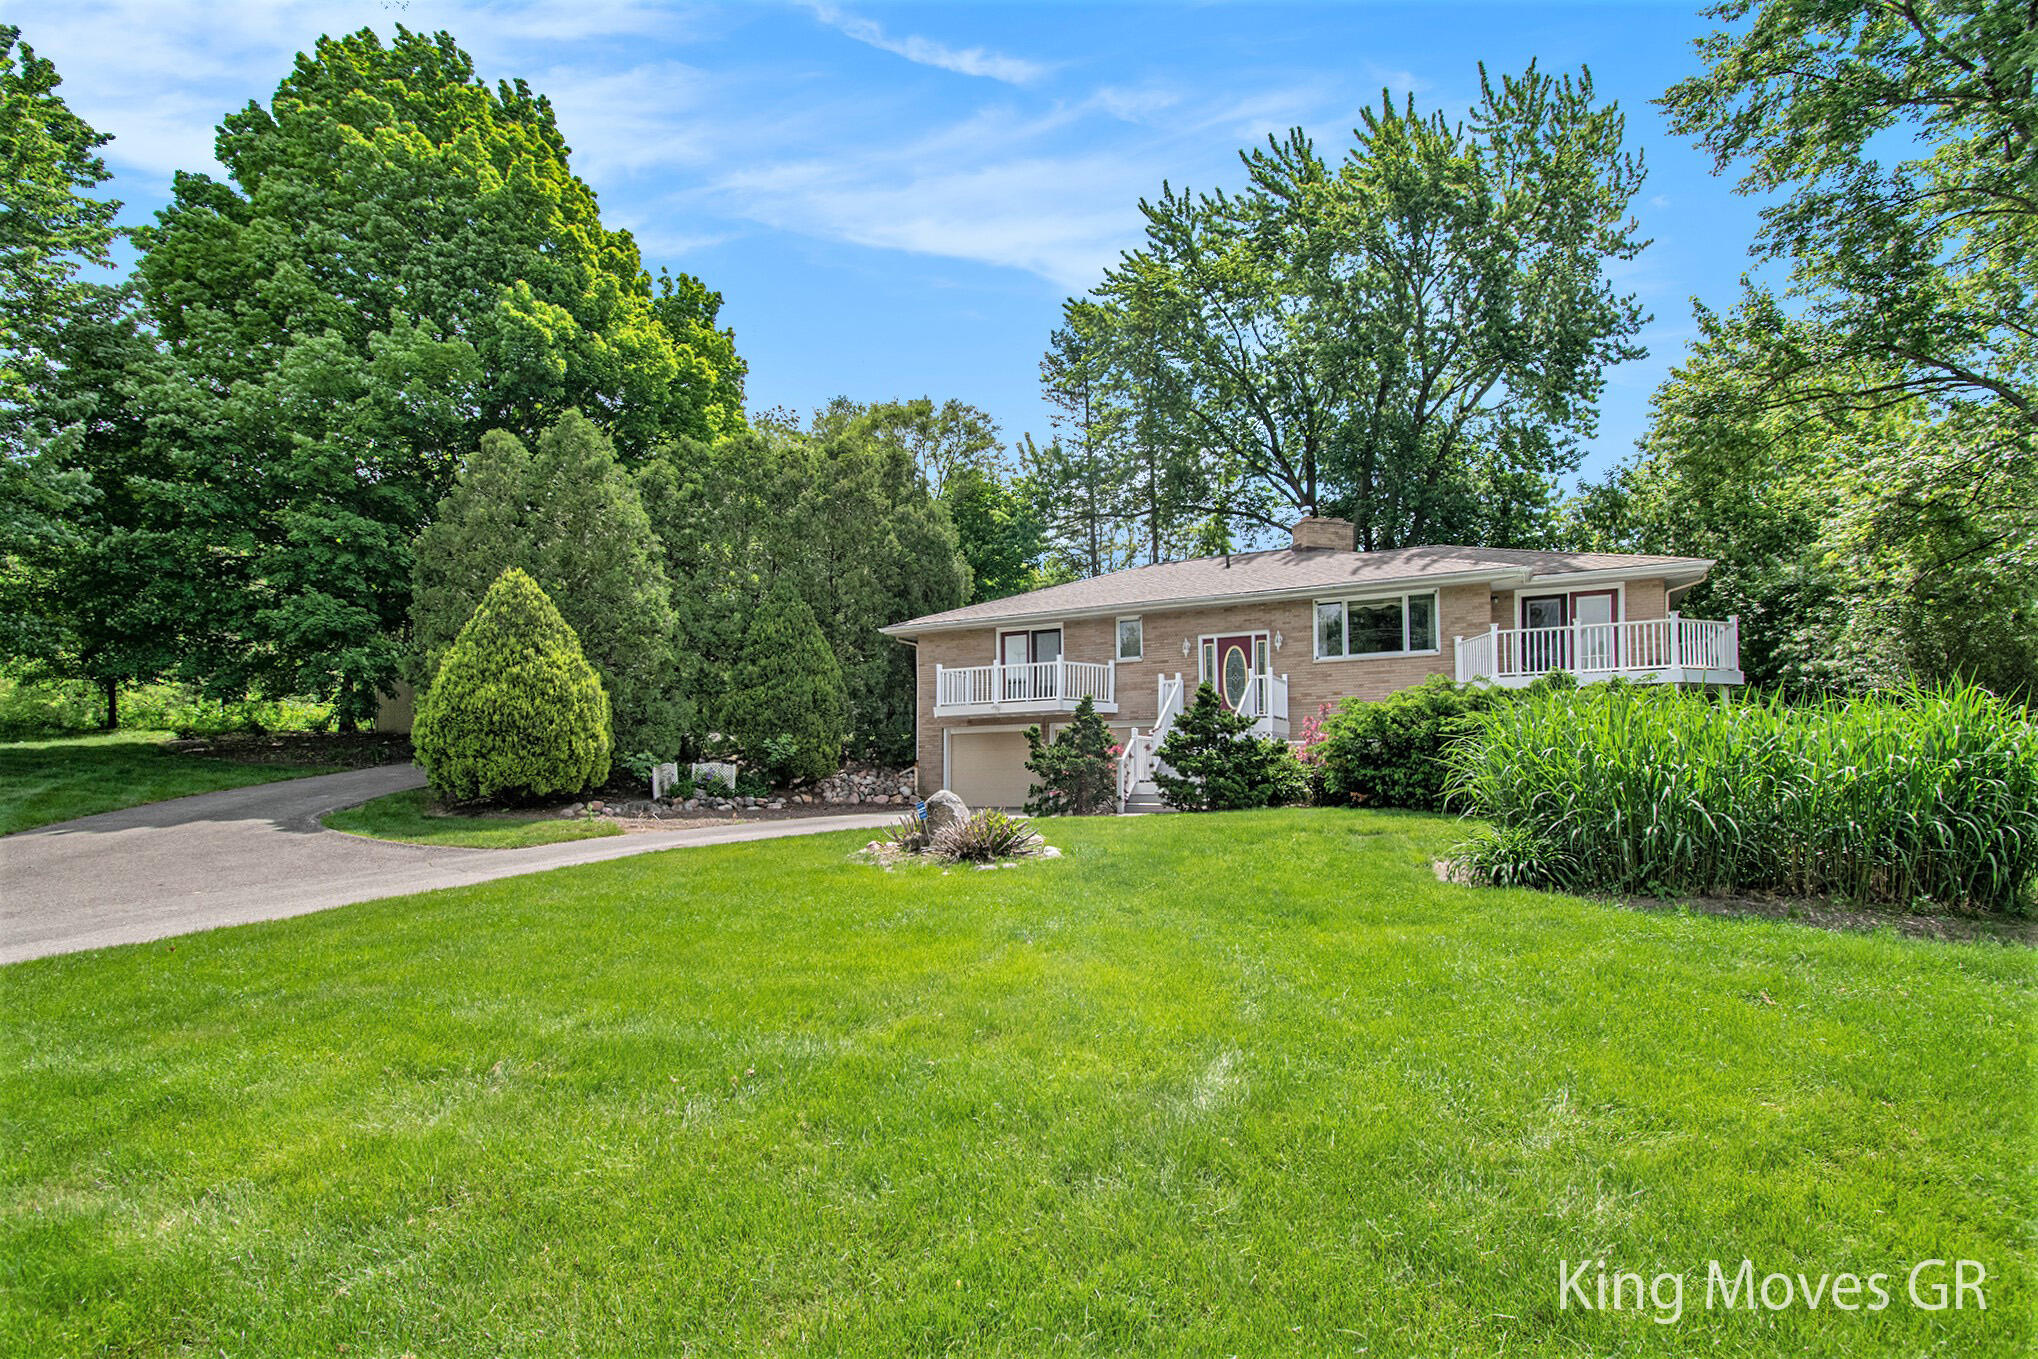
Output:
top-left (1181, 637), bottom-right (1192, 657)
top-left (1274, 631), bottom-right (1284, 651)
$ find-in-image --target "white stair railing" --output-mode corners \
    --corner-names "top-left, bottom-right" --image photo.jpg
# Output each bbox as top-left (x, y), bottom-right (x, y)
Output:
top-left (1119, 673), bottom-right (1185, 811)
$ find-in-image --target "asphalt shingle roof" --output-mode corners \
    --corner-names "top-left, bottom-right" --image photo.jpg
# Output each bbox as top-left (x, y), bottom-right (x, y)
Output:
top-left (884, 544), bottom-right (1714, 634)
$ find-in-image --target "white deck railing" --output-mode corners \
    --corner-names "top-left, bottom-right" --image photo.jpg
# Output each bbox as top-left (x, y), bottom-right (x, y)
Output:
top-left (1455, 613), bottom-right (1741, 686)
top-left (934, 658), bottom-right (1116, 712)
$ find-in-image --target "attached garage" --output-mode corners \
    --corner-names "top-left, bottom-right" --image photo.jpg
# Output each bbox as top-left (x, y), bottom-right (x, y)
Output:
top-left (943, 728), bottom-right (1035, 808)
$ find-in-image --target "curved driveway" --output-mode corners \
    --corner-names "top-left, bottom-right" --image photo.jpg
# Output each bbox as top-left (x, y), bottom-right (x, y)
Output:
top-left (0, 765), bottom-right (894, 964)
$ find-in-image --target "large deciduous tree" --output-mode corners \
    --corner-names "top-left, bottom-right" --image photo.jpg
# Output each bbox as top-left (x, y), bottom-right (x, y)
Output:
top-left (1045, 63), bottom-right (1647, 556)
top-left (1568, 0), bottom-right (2038, 697)
top-left (0, 26), bottom-right (188, 726)
top-left (132, 27), bottom-right (744, 724)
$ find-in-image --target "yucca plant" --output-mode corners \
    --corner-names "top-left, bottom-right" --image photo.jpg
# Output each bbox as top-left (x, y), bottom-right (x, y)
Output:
top-left (929, 810), bottom-right (1044, 864)
top-left (1446, 681), bottom-right (2038, 912)
top-left (883, 811), bottom-right (931, 854)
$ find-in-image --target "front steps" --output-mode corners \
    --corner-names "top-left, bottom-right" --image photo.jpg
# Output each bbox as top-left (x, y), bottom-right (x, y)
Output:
top-left (1120, 782), bottom-right (1170, 815)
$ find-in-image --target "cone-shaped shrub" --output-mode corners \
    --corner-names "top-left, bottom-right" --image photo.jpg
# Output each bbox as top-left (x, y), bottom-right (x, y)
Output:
top-left (722, 576), bottom-right (846, 784)
top-left (413, 568), bottom-right (612, 803)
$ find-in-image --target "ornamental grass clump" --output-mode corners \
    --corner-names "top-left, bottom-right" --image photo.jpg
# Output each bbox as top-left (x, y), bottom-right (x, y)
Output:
top-left (929, 810), bottom-right (1044, 864)
top-left (1448, 682), bottom-right (2038, 912)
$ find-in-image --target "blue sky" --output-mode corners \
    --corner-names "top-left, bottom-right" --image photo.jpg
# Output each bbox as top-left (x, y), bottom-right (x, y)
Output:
top-left (20, 0), bottom-right (1771, 482)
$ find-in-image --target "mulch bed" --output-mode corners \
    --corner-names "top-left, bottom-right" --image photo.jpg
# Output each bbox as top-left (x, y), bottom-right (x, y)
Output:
top-left (607, 804), bottom-right (894, 833)
top-left (170, 731), bottom-right (415, 769)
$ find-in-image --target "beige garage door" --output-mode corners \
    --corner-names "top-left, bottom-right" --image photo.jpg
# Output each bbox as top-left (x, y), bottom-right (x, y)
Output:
top-left (945, 730), bottom-right (1034, 808)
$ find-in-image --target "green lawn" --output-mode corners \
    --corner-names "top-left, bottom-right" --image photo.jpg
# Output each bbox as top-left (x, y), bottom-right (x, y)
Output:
top-left (2, 810), bottom-right (2030, 1355)
top-left (0, 731), bottom-right (333, 836)
top-left (323, 788), bottom-right (622, 849)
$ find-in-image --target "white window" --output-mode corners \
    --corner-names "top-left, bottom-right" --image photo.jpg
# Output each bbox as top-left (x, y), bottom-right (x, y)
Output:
top-left (1116, 616), bottom-right (1143, 661)
top-left (1313, 590), bottom-right (1439, 659)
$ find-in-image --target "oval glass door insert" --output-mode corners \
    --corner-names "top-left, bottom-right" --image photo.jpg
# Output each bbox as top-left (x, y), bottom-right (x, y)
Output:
top-left (1222, 643), bottom-right (1250, 710)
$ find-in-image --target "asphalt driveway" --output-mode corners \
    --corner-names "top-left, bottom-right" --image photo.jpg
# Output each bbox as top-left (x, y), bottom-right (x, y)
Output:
top-left (0, 765), bottom-right (895, 964)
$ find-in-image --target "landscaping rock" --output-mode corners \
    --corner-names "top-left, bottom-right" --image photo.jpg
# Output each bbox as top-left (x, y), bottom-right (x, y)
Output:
top-left (559, 803), bottom-right (584, 819)
top-left (587, 800), bottom-right (605, 812)
top-left (924, 789), bottom-right (969, 837)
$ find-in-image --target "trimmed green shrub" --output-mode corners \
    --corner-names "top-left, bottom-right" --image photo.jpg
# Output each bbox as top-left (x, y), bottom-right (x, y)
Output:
top-left (1023, 695), bottom-right (1118, 815)
top-left (412, 569), bottom-right (611, 803)
top-left (1310, 675), bottom-right (1506, 810)
top-left (1449, 682), bottom-right (2038, 911)
top-left (722, 577), bottom-right (846, 785)
top-left (1154, 683), bottom-right (1310, 812)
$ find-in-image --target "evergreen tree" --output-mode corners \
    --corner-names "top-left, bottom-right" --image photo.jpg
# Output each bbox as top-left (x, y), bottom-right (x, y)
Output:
top-left (412, 410), bottom-right (681, 753)
top-left (638, 423), bottom-right (968, 763)
top-left (1023, 696), bottom-right (1118, 815)
top-left (1154, 684), bottom-right (1309, 811)
top-left (412, 568), bottom-right (611, 803)
top-left (722, 577), bottom-right (846, 785)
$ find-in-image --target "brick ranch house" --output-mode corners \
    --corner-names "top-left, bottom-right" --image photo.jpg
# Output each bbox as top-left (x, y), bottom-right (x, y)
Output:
top-left (880, 517), bottom-right (1743, 809)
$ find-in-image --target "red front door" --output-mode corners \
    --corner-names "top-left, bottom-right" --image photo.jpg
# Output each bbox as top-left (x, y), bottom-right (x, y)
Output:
top-left (1213, 634), bottom-right (1256, 713)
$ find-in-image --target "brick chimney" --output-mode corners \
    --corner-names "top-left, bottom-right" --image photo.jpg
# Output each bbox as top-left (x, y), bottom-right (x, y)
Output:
top-left (1290, 516), bottom-right (1355, 552)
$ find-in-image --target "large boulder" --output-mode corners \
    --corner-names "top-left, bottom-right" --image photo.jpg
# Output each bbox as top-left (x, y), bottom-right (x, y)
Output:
top-left (924, 789), bottom-right (970, 837)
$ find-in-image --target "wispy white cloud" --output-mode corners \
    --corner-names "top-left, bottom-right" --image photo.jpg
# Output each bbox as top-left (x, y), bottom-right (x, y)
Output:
top-left (795, 1), bottom-right (1049, 85)
top-left (9, 0), bottom-right (695, 179)
top-left (16, 0), bottom-right (1431, 288)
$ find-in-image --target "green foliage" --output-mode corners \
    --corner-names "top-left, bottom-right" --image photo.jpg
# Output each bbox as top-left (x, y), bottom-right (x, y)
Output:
top-left (721, 577), bottom-right (846, 786)
top-left (412, 568), bottom-right (611, 803)
top-left (0, 676), bottom-right (331, 740)
top-left (638, 423), bottom-right (966, 763)
top-left (1311, 676), bottom-right (1506, 811)
top-left (1022, 695), bottom-right (1119, 816)
top-left (1449, 682), bottom-right (2038, 911)
top-left (1451, 822), bottom-right (1568, 891)
top-left (1662, 0), bottom-right (2035, 448)
top-left (126, 27), bottom-right (743, 723)
top-left (942, 464), bottom-right (1052, 604)
top-left (1154, 683), bottom-right (1310, 812)
top-left (1052, 63), bottom-right (1646, 548)
top-left (1567, 303), bottom-right (2037, 698)
top-left (0, 30), bottom-right (191, 720)
top-left (1566, 1), bottom-right (2038, 699)
top-left (929, 809), bottom-right (1043, 863)
top-left (0, 24), bottom-right (120, 422)
top-left (412, 411), bottom-right (681, 753)
top-left (807, 395), bottom-right (1003, 497)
